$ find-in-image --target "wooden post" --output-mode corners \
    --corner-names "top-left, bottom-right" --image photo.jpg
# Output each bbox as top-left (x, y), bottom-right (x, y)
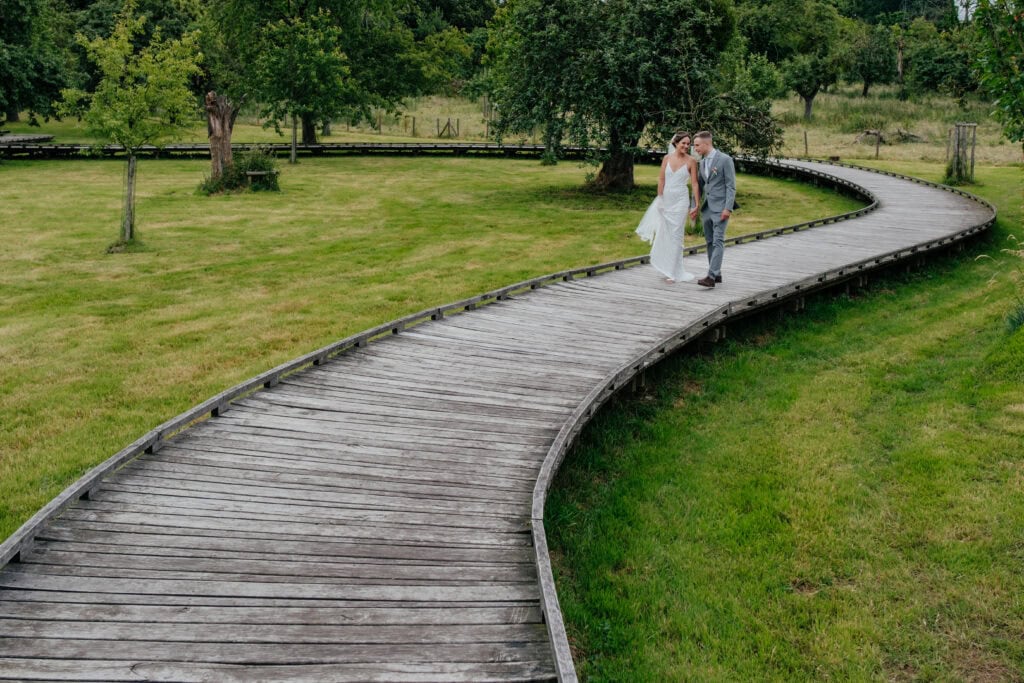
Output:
top-left (437, 119), bottom-right (440, 136)
top-left (412, 116), bottom-right (416, 137)
top-left (945, 127), bottom-right (951, 162)
top-left (378, 112), bottom-right (382, 135)
top-left (122, 155), bottom-right (137, 242)
top-left (290, 114), bottom-right (297, 165)
top-left (456, 118), bottom-right (460, 137)
top-left (804, 130), bottom-right (808, 157)
top-left (970, 123), bottom-right (977, 180)
top-left (875, 131), bottom-right (881, 159)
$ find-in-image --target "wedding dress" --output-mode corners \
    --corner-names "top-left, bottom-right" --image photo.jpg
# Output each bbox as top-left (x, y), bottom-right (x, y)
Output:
top-left (635, 162), bottom-right (695, 282)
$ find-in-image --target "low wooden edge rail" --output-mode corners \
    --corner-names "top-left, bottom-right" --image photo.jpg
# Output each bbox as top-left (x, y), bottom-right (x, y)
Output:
top-left (528, 160), bottom-right (996, 681)
top-left (0, 158), bottom-right (994, 681)
top-left (0, 157), bottom-right (884, 568)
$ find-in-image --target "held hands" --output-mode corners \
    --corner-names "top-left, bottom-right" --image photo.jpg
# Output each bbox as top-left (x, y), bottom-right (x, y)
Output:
top-left (688, 208), bottom-right (699, 221)
top-left (721, 209), bottom-right (731, 221)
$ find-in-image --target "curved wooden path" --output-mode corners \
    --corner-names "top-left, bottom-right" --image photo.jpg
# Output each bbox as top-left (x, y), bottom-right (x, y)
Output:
top-left (0, 160), bottom-right (995, 682)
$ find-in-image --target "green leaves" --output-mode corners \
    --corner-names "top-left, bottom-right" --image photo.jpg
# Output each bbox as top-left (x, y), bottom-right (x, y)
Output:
top-left (56, 0), bottom-right (201, 152)
top-left (252, 10), bottom-right (354, 128)
top-left (974, 0), bottom-right (1024, 149)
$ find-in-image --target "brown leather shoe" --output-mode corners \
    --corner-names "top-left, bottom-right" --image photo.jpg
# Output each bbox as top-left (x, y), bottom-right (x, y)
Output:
top-left (715, 275), bottom-right (723, 283)
top-left (697, 276), bottom-right (716, 288)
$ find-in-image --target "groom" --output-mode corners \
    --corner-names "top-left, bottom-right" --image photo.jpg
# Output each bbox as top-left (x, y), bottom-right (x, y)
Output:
top-left (690, 131), bottom-right (736, 288)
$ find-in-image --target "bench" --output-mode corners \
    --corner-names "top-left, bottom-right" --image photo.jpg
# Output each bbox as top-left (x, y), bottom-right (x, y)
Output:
top-left (244, 170), bottom-right (279, 186)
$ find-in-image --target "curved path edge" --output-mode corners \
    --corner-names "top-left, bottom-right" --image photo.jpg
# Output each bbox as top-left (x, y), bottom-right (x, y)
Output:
top-left (0, 156), bottom-right (876, 570)
top-left (0, 159), bottom-right (997, 682)
top-left (529, 160), bottom-right (995, 681)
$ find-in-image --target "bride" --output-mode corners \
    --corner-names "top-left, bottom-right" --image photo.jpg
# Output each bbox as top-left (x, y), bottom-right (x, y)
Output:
top-left (635, 131), bottom-right (700, 283)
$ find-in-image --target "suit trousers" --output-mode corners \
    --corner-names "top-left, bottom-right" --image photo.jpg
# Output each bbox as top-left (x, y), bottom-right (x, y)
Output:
top-left (702, 211), bottom-right (728, 277)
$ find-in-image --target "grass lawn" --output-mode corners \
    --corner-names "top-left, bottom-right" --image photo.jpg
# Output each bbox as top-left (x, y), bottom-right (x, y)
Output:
top-left (545, 160), bottom-right (1024, 681)
top-left (0, 156), bottom-right (859, 540)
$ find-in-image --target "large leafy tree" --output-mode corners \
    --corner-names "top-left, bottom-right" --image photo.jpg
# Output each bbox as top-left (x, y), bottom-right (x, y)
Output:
top-left (490, 0), bottom-right (778, 191)
top-left (0, 0), bottom-right (77, 122)
top-left (974, 0), bottom-right (1024, 157)
top-left (903, 18), bottom-right (978, 100)
top-left (213, 1), bottom-right (422, 147)
top-left (58, 0), bottom-right (201, 246)
top-left (253, 10), bottom-right (354, 163)
top-left (781, 0), bottom-right (842, 119)
top-left (842, 19), bottom-right (897, 96)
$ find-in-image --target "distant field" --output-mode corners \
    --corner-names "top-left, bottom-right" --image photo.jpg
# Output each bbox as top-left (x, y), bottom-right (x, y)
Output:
top-left (5, 88), bottom-right (1020, 165)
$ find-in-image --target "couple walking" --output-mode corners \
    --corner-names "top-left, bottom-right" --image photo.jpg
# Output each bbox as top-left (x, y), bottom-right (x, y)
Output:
top-left (635, 130), bottom-right (736, 287)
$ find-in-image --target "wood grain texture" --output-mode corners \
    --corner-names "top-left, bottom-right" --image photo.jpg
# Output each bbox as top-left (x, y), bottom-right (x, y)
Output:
top-left (0, 160), bottom-right (994, 682)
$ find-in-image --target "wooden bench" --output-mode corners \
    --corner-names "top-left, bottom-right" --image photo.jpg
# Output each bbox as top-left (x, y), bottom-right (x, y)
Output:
top-left (244, 170), bottom-right (279, 186)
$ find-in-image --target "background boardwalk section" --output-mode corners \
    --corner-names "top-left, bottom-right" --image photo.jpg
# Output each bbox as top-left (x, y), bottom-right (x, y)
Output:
top-left (0, 160), bottom-right (995, 682)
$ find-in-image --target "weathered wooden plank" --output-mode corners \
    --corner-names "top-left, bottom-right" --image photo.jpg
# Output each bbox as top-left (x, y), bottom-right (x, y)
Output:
top-left (75, 492), bottom-right (531, 533)
top-left (0, 638), bottom-right (553, 665)
top-left (0, 600), bottom-right (543, 625)
top-left (0, 658), bottom-right (557, 683)
top-left (0, 619), bottom-right (549, 645)
top-left (53, 508), bottom-right (534, 548)
top-left (35, 527), bottom-right (535, 565)
top-left (0, 573), bottom-right (541, 602)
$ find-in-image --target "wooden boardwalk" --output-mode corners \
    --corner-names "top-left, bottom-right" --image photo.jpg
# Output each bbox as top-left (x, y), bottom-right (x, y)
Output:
top-left (0, 160), bottom-right (995, 681)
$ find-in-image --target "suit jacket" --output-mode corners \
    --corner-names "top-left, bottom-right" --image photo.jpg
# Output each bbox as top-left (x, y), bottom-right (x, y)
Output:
top-left (697, 150), bottom-right (738, 215)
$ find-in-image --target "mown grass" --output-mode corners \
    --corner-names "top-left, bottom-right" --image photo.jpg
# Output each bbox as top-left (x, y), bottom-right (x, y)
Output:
top-left (545, 161), bottom-right (1024, 681)
top-left (0, 156), bottom-right (858, 540)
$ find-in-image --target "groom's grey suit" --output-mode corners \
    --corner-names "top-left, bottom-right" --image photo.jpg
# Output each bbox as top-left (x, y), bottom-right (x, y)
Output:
top-left (697, 149), bottom-right (736, 280)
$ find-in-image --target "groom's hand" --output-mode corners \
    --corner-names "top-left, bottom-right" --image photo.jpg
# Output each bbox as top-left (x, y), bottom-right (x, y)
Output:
top-left (721, 209), bottom-right (731, 220)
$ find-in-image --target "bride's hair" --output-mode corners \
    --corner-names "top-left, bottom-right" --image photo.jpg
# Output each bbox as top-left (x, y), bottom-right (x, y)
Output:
top-left (670, 131), bottom-right (691, 149)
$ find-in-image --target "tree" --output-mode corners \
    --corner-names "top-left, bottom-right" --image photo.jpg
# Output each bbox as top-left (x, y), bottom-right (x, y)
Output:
top-left (974, 0), bottom-right (1024, 157)
top-left (490, 0), bottom-right (778, 191)
top-left (252, 10), bottom-right (354, 163)
top-left (781, 0), bottom-right (842, 119)
top-left (58, 1), bottom-right (201, 246)
top-left (212, 1), bottom-right (423, 147)
top-left (903, 18), bottom-right (975, 97)
top-left (0, 0), bottom-right (76, 122)
top-left (842, 20), bottom-right (897, 96)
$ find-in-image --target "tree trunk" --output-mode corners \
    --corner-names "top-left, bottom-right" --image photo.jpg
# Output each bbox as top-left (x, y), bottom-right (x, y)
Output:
top-left (301, 114), bottom-right (318, 145)
top-left (205, 91), bottom-right (236, 181)
top-left (595, 130), bottom-right (636, 191)
top-left (541, 118), bottom-right (563, 166)
top-left (5, 107), bottom-right (19, 123)
top-left (802, 95), bottom-right (814, 120)
top-left (290, 114), bottom-right (298, 165)
top-left (862, 80), bottom-right (871, 97)
top-left (122, 155), bottom-right (137, 243)
top-left (322, 121), bottom-right (331, 137)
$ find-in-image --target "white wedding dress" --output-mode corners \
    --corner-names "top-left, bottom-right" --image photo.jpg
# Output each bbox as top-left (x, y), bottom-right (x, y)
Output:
top-left (635, 162), bottom-right (695, 282)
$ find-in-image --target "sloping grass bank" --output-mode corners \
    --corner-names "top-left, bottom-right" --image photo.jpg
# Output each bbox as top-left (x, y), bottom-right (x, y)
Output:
top-left (546, 163), bottom-right (1024, 681)
top-left (0, 157), bottom-right (859, 540)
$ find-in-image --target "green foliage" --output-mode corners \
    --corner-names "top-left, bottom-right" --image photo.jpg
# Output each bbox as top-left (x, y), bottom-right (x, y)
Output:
top-left (56, 1), bottom-right (202, 152)
top-left (0, 0), bottom-right (78, 120)
top-left (488, 0), bottom-right (780, 187)
top-left (781, 0), bottom-right (843, 119)
top-left (974, 0), bottom-right (1024, 153)
top-left (198, 146), bottom-right (280, 194)
top-left (252, 10), bottom-right (354, 136)
top-left (903, 18), bottom-right (979, 100)
top-left (418, 27), bottom-right (474, 95)
top-left (841, 19), bottom-right (897, 96)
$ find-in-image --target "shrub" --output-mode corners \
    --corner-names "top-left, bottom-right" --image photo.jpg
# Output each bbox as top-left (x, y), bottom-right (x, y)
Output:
top-left (199, 146), bottom-right (280, 194)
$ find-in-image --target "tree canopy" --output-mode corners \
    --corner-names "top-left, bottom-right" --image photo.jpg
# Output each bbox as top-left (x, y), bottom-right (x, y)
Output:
top-left (488, 0), bottom-right (781, 190)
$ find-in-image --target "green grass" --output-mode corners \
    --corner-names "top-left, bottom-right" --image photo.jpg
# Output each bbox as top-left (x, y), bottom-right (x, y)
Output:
top-left (545, 162), bottom-right (1024, 681)
top-left (0, 156), bottom-right (857, 540)
top-left (775, 85), bottom-right (1021, 166)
